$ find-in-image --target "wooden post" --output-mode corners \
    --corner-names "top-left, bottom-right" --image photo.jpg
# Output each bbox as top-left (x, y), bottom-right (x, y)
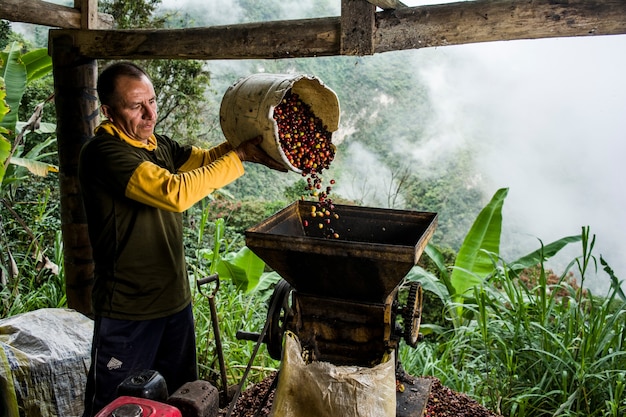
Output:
top-left (49, 32), bottom-right (98, 316)
top-left (341, 0), bottom-right (376, 55)
top-left (77, 0), bottom-right (99, 30)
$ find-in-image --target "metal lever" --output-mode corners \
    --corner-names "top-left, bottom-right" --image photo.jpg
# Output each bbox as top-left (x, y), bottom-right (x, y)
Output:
top-left (196, 273), bottom-right (229, 406)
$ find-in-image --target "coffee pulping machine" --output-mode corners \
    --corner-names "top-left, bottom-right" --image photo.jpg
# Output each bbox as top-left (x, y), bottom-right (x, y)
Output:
top-left (238, 200), bottom-right (437, 415)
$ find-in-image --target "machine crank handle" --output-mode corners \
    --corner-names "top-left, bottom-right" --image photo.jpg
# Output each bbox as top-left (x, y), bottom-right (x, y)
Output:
top-left (196, 272), bottom-right (228, 406)
top-left (235, 330), bottom-right (267, 343)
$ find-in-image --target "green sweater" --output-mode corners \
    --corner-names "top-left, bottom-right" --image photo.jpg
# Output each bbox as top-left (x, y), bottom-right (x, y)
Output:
top-left (79, 123), bottom-right (244, 320)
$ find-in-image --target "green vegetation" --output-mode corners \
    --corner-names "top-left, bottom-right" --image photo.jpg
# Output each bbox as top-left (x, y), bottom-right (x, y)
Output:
top-left (402, 188), bottom-right (626, 416)
top-left (1, 41), bottom-right (61, 316)
top-left (5, 170), bottom-right (625, 416)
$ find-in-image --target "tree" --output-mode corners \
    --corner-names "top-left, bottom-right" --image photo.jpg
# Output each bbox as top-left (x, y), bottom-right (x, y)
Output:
top-left (0, 20), bottom-right (11, 50)
top-left (99, 0), bottom-right (213, 144)
top-left (0, 42), bottom-right (58, 294)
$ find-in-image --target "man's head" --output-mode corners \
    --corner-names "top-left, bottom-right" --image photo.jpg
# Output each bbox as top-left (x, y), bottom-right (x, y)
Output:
top-left (97, 62), bottom-right (158, 143)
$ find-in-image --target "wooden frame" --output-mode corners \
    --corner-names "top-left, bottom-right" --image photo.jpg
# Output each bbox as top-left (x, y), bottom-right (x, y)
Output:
top-left (48, 0), bottom-right (626, 60)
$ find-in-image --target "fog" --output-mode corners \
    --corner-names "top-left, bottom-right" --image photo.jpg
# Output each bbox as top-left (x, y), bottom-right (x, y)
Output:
top-left (319, 32), bottom-right (626, 295)
top-left (410, 35), bottom-right (626, 294)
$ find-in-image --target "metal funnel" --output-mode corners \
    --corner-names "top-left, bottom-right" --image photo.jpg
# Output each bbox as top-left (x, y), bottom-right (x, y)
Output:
top-left (245, 201), bottom-right (438, 303)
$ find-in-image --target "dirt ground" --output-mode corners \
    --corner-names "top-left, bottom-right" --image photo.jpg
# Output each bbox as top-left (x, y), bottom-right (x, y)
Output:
top-left (225, 372), bottom-right (503, 417)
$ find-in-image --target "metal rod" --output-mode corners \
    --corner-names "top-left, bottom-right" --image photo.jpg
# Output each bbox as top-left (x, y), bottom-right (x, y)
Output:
top-left (225, 312), bottom-right (273, 417)
top-left (208, 292), bottom-right (229, 405)
top-left (197, 274), bottom-right (229, 405)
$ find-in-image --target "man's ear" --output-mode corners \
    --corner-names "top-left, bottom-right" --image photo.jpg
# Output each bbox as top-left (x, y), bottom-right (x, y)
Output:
top-left (101, 104), bottom-right (113, 120)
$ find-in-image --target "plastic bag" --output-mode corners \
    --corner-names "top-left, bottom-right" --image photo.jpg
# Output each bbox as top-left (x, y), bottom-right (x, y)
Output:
top-left (0, 308), bottom-right (93, 417)
top-left (270, 331), bottom-right (396, 417)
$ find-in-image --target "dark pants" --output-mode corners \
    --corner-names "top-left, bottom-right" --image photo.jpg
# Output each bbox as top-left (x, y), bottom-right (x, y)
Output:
top-left (82, 304), bottom-right (198, 417)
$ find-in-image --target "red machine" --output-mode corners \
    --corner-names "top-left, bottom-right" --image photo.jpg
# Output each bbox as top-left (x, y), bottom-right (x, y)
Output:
top-left (95, 396), bottom-right (182, 417)
top-left (97, 373), bottom-right (218, 417)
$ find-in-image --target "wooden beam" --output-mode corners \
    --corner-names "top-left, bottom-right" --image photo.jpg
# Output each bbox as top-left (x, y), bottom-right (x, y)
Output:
top-left (1, 0), bottom-right (113, 30)
top-left (341, 0), bottom-right (376, 55)
top-left (48, 0), bottom-right (626, 60)
top-left (49, 17), bottom-right (341, 60)
top-left (375, 0), bottom-right (626, 53)
top-left (367, 0), bottom-right (407, 10)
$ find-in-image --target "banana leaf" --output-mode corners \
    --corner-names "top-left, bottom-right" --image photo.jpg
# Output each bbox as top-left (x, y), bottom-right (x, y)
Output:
top-left (8, 157), bottom-right (58, 177)
top-left (0, 77), bottom-right (9, 121)
top-left (21, 48), bottom-right (52, 84)
top-left (0, 133), bottom-right (9, 183)
top-left (451, 187), bottom-right (508, 297)
top-left (0, 42), bottom-right (27, 133)
top-left (509, 234), bottom-right (582, 274)
top-left (216, 246), bottom-right (266, 293)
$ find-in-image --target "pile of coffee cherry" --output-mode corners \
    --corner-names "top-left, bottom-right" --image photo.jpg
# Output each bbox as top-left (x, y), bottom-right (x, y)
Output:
top-left (273, 91), bottom-right (340, 239)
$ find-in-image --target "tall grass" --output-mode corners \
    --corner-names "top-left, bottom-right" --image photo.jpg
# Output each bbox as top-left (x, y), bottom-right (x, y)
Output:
top-left (0, 228), bottom-right (66, 317)
top-left (192, 280), bottom-right (279, 389)
top-left (185, 202), bottom-right (280, 390)
top-left (400, 229), bottom-right (626, 416)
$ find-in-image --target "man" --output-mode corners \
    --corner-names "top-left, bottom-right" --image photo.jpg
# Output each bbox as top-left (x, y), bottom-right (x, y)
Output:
top-left (78, 61), bottom-right (285, 416)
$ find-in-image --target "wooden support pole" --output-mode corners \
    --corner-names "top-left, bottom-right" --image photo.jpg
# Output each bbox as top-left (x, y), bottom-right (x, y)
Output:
top-left (50, 33), bottom-right (98, 316)
top-left (77, 0), bottom-right (99, 30)
top-left (341, 0), bottom-right (376, 55)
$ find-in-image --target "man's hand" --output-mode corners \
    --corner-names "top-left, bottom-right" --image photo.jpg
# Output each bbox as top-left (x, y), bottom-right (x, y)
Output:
top-left (234, 136), bottom-right (289, 172)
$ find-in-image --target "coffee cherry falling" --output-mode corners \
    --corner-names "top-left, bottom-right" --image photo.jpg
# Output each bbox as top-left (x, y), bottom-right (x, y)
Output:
top-left (303, 173), bottom-right (339, 239)
top-left (272, 90), bottom-right (340, 239)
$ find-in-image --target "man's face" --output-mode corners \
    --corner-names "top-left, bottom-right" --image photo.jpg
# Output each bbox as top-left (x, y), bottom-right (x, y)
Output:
top-left (101, 74), bottom-right (158, 143)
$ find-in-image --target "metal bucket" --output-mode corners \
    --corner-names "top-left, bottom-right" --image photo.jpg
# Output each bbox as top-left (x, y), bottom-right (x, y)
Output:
top-left (219, 73), bottom-right (340, 173)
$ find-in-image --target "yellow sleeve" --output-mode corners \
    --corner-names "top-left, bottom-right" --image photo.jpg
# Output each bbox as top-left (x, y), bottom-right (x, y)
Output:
top-left (179, 143), bottom-right (235, 172)
top-left (125, 151), bottom-right (244, 212)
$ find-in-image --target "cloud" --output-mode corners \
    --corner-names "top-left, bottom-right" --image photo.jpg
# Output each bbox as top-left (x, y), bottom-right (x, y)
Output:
top-left (334, 141), bottom-right (402, 208)
top-left (412, 35), bottom-right (626, 293)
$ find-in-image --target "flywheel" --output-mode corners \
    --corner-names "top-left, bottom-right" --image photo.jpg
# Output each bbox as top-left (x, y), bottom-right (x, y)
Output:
top-left (403, 281), bottom-right (423, 347)
top-left (266, 279), bottom-right (293, 360)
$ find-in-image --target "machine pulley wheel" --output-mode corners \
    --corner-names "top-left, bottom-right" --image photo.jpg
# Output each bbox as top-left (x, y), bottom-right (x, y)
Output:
top-left (403, 281), bottom-right (423, 347)
top-left (266, 279), bottom-right (293, 360)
